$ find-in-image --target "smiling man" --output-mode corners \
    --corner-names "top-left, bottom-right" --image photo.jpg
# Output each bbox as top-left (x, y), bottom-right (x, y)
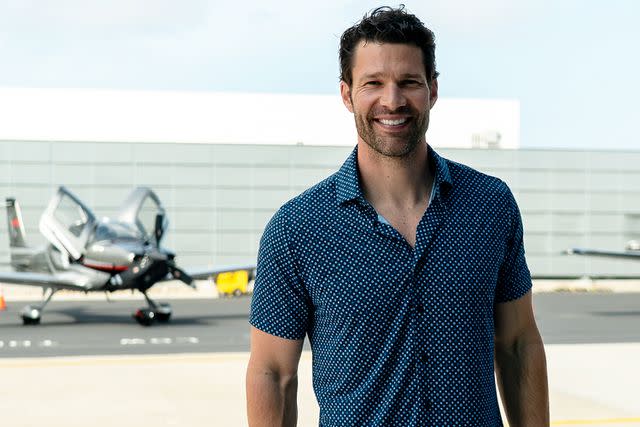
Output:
top-left (246, 6), bottom-right (549, 426)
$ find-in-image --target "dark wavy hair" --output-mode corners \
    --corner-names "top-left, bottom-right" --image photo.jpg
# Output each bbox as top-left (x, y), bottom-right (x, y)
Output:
top-left (339, 5), bottom-right (439, 86)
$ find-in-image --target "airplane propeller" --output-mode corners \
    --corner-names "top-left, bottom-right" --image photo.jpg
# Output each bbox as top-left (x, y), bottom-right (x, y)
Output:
top-left (169, 264), bottom-right (195, 288)
top-left (154, 213), bottom-right (166, 246)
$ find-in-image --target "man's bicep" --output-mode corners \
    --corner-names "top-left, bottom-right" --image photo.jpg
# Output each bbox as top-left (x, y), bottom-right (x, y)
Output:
top-left (248, 326), bottom-right (304, 377)
top-left (494, 290), bottom-right (538, 347)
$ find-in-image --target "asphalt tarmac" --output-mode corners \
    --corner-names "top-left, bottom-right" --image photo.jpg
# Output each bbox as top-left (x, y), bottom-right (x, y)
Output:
top-left (0, 297), bottom-right (254, 357)
top-left (1, 293), bottom-right (640, 357)
top-left (534, 292), bottom-right (640, 344)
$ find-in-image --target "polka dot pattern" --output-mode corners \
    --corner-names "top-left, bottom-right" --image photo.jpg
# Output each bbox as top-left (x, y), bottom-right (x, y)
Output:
top-left (250, 145), bottom-right (532, 426)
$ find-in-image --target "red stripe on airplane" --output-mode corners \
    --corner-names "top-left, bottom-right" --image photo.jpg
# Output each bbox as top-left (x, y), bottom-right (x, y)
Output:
top-left (83, 262), bottom-right (129, 272)
top-left (11, 218), bottom-right (20, 228)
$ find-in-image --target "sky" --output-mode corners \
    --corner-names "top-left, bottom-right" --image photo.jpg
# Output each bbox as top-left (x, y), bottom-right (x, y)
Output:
top-left (0, 0), bottom-right (638, 150)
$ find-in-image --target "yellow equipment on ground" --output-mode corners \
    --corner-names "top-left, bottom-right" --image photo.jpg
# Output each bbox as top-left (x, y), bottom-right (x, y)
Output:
top-left (215, 270), bottom-right (250, 297)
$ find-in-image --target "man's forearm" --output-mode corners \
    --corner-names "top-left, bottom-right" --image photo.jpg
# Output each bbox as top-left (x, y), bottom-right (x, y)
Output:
top-left (495, 333), bottom-right (549, 426)
top-left (246, 368), bottom-right (298, 427)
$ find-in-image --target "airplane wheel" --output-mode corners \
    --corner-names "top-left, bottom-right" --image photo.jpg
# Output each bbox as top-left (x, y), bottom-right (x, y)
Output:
top-left (22, 315), bottom-right (41, 325)
top-left (133, 308), bottom-right (155, 326)
top-left (232, 289), bottom-right (243, 297)
top-left (156, 312), bottom-right (171, 322)
top-left (20, 306), bottom-right (42, 326)
top-left (155, 303), bottom-right (172, 323)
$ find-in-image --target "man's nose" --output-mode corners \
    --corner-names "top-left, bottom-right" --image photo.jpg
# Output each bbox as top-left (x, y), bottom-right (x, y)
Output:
top-left (380, 84), bottom-right (407, 110)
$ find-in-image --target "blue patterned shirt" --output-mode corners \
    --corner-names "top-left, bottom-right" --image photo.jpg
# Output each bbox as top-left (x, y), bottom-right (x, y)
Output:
top-left (250, 145), bottom-right (532, 426)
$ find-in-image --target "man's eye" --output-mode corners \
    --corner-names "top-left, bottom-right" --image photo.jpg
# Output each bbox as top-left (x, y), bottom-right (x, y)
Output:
top-left (403, 80), bottom-right (422, 86)
top-left (365, 81), bottom-right (381, 86)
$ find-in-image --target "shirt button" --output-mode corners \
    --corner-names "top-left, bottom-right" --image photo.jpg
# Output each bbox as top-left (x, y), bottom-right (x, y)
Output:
top-left (420, 353), bottom-right (428, 363)
top-left (424, 400), bottom-right (432, 411)
top-left (416, 304), bottom-right (425, 314)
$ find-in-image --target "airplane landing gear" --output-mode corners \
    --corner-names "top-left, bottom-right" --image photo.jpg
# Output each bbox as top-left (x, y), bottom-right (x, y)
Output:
top-left (133, 308), bottom-right (155, 326)
top-left (155, 303), bottom-right (172, 323)
top-left (133, 291), bottom-right (172, 326)
top-left (20, 306), bottom-right (42, 325)
top-left (19, 288), bottom-right (56, 326)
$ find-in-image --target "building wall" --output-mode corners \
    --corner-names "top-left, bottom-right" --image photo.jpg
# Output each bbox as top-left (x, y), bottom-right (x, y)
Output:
top-left (1, 140), bottom-right (639, 278)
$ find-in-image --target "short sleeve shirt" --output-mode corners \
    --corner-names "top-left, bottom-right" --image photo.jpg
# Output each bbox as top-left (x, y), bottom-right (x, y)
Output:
top-left (250, 145), bottom-right (532, 426)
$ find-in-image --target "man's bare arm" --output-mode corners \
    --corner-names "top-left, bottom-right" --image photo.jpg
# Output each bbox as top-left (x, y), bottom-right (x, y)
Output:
top-left (494, 290), bottom-right (549, 427)
top-left (246, 326), bottom-right (304, 427)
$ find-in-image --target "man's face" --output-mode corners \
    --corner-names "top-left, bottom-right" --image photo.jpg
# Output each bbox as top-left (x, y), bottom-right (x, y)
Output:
top-left (340, 42), bottom-right (438, 158)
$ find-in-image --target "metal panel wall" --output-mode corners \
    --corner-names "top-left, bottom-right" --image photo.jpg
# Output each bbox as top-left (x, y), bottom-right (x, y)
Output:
top-left (443, 148), bottom-right (640, 278)
top-left (0, 141), bottom-right (353, 271)
top-left (1, 140), bottom-right (639, 278)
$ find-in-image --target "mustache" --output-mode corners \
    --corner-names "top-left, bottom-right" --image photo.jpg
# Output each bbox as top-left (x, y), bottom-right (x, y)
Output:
top-left (367, 106), bottom-right (414, 117)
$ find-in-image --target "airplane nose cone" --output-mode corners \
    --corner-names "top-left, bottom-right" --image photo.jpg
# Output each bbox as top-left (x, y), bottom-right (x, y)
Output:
top-left (148, 250), bottom-right (169, 261)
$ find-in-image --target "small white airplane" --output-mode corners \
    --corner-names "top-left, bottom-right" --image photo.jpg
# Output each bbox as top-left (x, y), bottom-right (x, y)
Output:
top-left (566, 240), bottom-right (640, 260)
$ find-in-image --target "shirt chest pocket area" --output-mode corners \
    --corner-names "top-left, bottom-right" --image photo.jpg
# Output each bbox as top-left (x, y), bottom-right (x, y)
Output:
top-left (309, 262), bottom-right (409, 324)
top-left (437, 222), bottom-right (503, 281)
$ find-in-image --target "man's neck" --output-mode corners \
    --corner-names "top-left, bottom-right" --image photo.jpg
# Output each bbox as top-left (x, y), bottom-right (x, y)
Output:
top-left (357, 140), bottom-right (433, 210)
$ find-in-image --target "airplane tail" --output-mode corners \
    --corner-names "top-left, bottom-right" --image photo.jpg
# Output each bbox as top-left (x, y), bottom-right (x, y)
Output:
top-left (5, 198), bottom-right (28, 248)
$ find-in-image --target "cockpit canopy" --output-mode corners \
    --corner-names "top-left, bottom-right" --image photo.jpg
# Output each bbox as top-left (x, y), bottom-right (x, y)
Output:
top-left (92, 220), bottom-right (142, 243)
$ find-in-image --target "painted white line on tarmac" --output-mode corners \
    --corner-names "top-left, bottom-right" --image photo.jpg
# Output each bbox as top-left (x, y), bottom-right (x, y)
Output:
top-left (176, 337), bottom-right (200, 344)
top-left (0, 339), bottom-right (58, 349)
top-left (149, 337), bottom-right (173, 345)
top-left (119, 336), bottom-right (200, 346)
top-left (119, 338), bottom-right (146, 345)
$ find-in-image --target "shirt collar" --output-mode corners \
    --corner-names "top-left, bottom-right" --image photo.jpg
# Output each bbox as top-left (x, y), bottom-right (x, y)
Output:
top-left (335, 144), bottom-right (453, 206)
top-left (335, 146), bottom-right (363, 204)
top-left (427, 143), bottom-right (453, 193)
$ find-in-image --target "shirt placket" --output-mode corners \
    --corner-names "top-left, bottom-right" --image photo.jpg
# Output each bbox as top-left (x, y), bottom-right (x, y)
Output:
top-left (412, 195), bottom-right (447, 418)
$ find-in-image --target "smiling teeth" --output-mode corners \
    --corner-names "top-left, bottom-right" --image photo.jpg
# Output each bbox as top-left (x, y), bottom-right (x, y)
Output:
top-left (379, 118), bottom-right (407, 126)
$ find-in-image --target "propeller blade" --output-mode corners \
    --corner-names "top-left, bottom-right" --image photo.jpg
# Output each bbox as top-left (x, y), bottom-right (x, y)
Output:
top-left (154, 213), bottom-right (166, 246)
top-left (170, 265), bottom-right (195, 288)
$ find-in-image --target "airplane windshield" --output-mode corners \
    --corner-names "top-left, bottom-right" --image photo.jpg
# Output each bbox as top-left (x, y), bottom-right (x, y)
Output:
top-left (54, 195), bottom-right (90, 238)
top-left (137, 196), bottom-right (162, 239)
top-left (93, 222), bottom-right (142, 242)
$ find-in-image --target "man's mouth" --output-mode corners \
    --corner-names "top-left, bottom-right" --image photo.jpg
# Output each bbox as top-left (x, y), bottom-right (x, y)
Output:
top-left (379, 118), bottom-right (407, 126)
top-left (373, 117), bottom-right (412, 128)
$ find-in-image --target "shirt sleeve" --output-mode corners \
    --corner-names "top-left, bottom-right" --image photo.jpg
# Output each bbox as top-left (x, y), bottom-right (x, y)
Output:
top-left (495, 184), bottom-right (533, 303)
top-left (249, 206), bottom-right (311, 340)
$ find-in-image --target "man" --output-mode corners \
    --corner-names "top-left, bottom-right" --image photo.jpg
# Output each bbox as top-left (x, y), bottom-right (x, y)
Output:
top-left (246, 6), bottom-right (548, 426)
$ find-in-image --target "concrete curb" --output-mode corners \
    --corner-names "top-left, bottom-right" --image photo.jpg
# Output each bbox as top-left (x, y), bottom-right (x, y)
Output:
top-left (532, 278), bottom-right (640, 294)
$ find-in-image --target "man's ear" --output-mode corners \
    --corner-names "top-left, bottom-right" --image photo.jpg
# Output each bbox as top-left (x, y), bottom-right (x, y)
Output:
top-left (429, 78), bottom-right (438, 109)
top-left (340, 80), bottom-right (354, 113)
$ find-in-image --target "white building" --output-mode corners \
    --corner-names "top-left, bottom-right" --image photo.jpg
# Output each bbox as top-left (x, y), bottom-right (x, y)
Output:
top-left (0, 88), bottom-right (520, 148)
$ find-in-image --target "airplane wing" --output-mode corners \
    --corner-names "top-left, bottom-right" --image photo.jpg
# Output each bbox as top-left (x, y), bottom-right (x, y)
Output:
top-left (566, 248), bottom-right (640, 260)
top-left (0, 270), bottom-right (101, 291)
top-left (182, 264), bottom-right (257, 280)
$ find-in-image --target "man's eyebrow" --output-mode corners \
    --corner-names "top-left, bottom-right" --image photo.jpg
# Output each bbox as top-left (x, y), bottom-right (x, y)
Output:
top-left (400, 73), bottom-right (426, 80)
top-left (360, 72), bottom-right (384, 80)
top-left (358, 72), bottom-right (426, 81)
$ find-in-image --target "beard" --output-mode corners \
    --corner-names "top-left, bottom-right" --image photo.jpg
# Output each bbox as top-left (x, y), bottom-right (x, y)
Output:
top-left (354, 104), bottom-right (430, 158)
